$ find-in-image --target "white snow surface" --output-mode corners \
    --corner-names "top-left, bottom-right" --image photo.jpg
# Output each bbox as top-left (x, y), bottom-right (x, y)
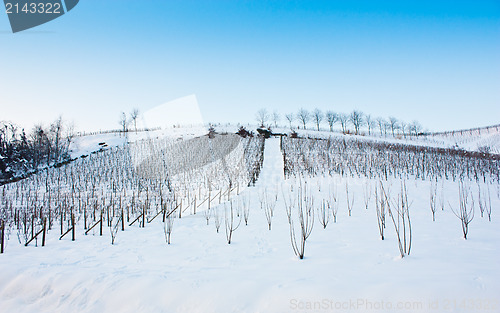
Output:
top-left (1, 136), bottom-right (500, 312)
top-left (69, 126), bottom-right (207, 159)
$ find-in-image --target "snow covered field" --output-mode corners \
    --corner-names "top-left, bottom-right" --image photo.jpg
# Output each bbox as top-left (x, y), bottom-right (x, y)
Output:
top-left (1, 130), bottom-right (499, 313)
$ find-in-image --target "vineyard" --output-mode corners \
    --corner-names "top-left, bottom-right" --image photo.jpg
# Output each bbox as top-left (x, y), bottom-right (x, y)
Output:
top-left (0, 129), bottom-right (499, 313)
top-left (0, 133), bottom-right (264, 252)
top-left (280, 135), bottom-right (499, 257)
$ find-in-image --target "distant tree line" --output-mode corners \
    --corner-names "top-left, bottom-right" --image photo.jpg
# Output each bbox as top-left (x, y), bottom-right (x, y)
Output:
top-left (0, 117), bottom-right (74, 183)
top-left (256, 108), bottom-right (424, 138)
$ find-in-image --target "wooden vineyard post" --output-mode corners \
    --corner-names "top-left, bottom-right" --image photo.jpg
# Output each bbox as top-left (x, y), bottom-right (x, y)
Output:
top-left (84, 205), bottom-right (87, 230)
top-left (59, 213), bottom-right (76, 241)
top-left (84, 212), bottom-right (103, 236)
top-left (121, 209), bottom-right (125, 231)
top-left (142, 204), bottom-right (146, 228)
top-left (100, 209), bottom-right (103, 236)
top-left (60, 208), bottom-right (63, 235)
top-left (31, 217), bottom-right (34, 244)
top-left (42, 218), bottom-right (47, 247)
top-left (48, 209), bottom-right (52, 230)
top-left (71, 213), bottom-right (75, 241)
top-left (1, 219), bottom-right (4, 254)
top-left (25, 218), bottom-right (47, 247)
top-left (208, 190), bottom-right (211, 212)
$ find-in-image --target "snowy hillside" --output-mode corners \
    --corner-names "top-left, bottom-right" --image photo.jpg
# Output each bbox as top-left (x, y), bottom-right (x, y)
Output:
top-left (425, 125), bottom-right (500, 154)
top-left (1, 128), bottom-right (499, 313)
top-left (69, 126), bottom-right (208, 158)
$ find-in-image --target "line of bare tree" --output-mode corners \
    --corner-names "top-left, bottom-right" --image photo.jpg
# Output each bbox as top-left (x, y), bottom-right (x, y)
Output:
top-left (256, 108), bottom-right (424, 138)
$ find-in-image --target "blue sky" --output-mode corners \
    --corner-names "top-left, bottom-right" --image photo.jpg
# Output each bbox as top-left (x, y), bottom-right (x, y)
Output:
top-left (1, 0), bottom-right (499, 132)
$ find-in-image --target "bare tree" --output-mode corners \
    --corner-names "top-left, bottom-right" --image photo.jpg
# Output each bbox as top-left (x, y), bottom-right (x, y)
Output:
top-left (318, 199), bottom-right (329, 229)
top-left (312, 109), bottom-right (323, 131)
top-left (430, 182), bottom-right (437, 221)
top-left (383, 121), bottom-right (389, 137)
top-left (214, 206), bottom-right (222, 233)
top-left (388, 117), bottom-right (399, 137)
top-left (374, 184), bottom-right (386, 240)
top-left (271, 111), bottom-right (280, 128)
top-left (365, 114), bottom-right (374, 136)
top-left (32, 124), bottom-right (49, 166)
top-left (241, 194), bottom-right (251, 225)
top-left (329, 185), bottom-right (338, 223)
top-left (400, 121), bottom-right (407, 138)
top-left (440, 181), bottom-right (445, 211)
top-left (382, 181), bottom-right (412, 257)
top-left (256, 109), bottom-right (269, 127)
top-left (449, 182), bottom-right (474, 239)
top-left (130, 108), bottom-right (139, 133)
top-left (485, 184), bottom-right (492, 222)
top-left (363, 181), bottom-right (372, 210)
top-left (261, 190), bottom-right (277, 230)
top-left (297, 109), bottom-right (310, 130)
top-left (65, 121), bottom-right (75, 153)
top-left (289, 184), bottom-right (314, 259)
top-left (285, 113), bottom-right (294, 129)
top-left (338, 114), bottom-right (349, 134)
top-left (346, 182), bottom-right (354, 216)
top-left (50, 116), bottom-right (64, 162)
top-left (119, 112), bottom-right (128, 134)
top-left (282, 185), bottom-right (296, 224)
top-left (376, 117), bottom-right (385, 136)
top-left (349, 110), bottom-right (364, 135)
top-left (478, 183), bottom-right (485, 218)
top-left (477, 183), bottom-right (493, 222)
top-left (325, 111), bottom-right (337, 132)
top-left (408, 121), bottom-right (422, 137)
top-left (224, 200), bottom-right (241, 244)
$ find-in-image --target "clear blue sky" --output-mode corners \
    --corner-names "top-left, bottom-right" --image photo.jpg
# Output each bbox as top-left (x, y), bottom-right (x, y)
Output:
top-left (1, 0), bottom-right (499, 132)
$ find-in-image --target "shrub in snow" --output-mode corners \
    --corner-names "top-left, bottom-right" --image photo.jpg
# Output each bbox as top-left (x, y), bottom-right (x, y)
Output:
top-left (381, 181), bottom-right (412, 258)
top-left (430, 182), bottom-right (438, 222)
top-left (449, 182), bottom-right (475, 240)
top-left (224, 200), bottom-right (241, 244)
top-left (213, 206), bottom-right (222, 233)
top-left (317, 199), bottom-right (329, 229)
top-left (477, 183), bottom-right (492, 222)
top-left (374, 184), bottom-right (386, 240)
top-left (240, 194), bottom-right (250, 226)
top-left (345, 182), bottom-right (354, 217)
top-left (260, 189), bottom-right (277, 230)
top-left (288, 183), bottom-right (315, 259)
